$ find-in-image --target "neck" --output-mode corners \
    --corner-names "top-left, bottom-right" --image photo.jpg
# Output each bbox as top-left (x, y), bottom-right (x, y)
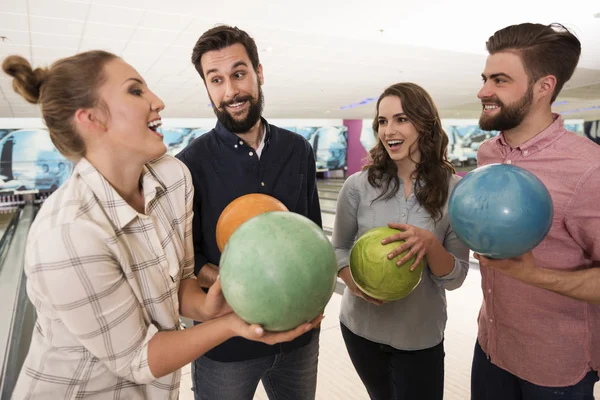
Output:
top-left (236, 119), bottom-right (263, 150)
top-left (503, 107), bottom-right (554, 148)
top-left (395, 158), bottom-right (417, 183)
top-left (85, 149), bottom-right (145, 213)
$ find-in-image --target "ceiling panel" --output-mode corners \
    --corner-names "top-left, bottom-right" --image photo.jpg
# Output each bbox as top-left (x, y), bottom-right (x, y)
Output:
top-left (28, 0), bottom-right (90, 21)
top-left (139, 10), bottom-right (194, 31)
top-left (31, 45), bottom-right (79, 60)
top-left (2, 0), bottom-right (28, 14)
top-left (87, 3), bottom-right (144, 26)
top-left (0, 12), bottom-right (29, 32)
top-left (31, 32), bottom-right (80, 48)
top-left (0, 0), bottom-right (599, 120)
top-left (0, 30), bottom-right (30, 46)
top-left (83, 22), bottom-right (136, 42)
top-left (128, 27), bottom-right (180, 45)
top-left (29, 15), bottom-right (85, 36)
top-left (77, 37), bottom-right (127, 53)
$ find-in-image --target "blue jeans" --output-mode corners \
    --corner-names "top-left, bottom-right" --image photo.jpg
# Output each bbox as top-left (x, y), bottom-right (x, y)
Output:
top-left (341, 322), bottom-right (445, 400)
top-left (471, 340), bottom-right (599, 400)
top-left (191, 330), bottom-right (319, 400)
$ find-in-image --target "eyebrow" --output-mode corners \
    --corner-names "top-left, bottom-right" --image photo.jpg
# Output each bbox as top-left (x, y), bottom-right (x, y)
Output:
top-left (123, 77), bottom-right (145, 85)
top-left (205, 61), bottom-right (249, 77)
top-left (379, 113), bottom-right (407, 119)
top-left (482, 72), bottom-right (513, 81)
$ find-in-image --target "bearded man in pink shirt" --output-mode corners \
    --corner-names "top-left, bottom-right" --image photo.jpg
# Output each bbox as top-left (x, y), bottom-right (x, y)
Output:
top-left (470, 22), bottom-right (600, 399)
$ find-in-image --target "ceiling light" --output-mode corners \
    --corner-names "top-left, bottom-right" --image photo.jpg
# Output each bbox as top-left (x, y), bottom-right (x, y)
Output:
top-left (340, 97), bottom-right (378, 110)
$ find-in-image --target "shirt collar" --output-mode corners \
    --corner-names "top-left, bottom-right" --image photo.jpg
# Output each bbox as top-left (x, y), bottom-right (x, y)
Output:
top-left (75, 157), bottom-right (165, 229)
top-left (256, 124), bottom-right (267, 157)
top-left (214, 117), bottom-right (272, 149)
top-left (494, 113), bottom-right (567, 155)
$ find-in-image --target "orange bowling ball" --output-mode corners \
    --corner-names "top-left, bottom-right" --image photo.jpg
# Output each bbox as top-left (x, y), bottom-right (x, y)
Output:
top-left (216, 193), bottom-right (288, 252)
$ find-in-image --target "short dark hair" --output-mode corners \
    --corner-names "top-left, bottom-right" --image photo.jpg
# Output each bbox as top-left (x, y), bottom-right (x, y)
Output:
top-left (191, 25), bottom-right (260, 80)
top-left (486, 23), bottom-right (581, 102)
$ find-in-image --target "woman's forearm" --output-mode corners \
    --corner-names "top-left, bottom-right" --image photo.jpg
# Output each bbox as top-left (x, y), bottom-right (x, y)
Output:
top-left (426, 239), bottom-right (455, 277)
top-left (148, 314), bottom-right (234, 378)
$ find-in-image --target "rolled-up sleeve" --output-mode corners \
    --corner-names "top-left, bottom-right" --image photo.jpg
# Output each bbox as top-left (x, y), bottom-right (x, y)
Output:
top-left (26, 222), bottom-right (159, 384)
top-left (332, 175), bottom-right (359, 272)
top-left (429, 222), bottom-right (470, 290)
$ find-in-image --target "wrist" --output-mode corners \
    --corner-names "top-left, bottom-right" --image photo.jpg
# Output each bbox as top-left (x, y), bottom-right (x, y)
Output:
top-left (222, 313), bottom-right (240, 337)
top-left (338, 266), bottom-right (350, 281)
top-left (516, 261), bottom-right (542, 284)
top-left (194, 295), bottom-right (208, 321)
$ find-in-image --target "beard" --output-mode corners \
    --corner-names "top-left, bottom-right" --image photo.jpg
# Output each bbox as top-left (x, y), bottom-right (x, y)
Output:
top-left (212, 86), bottom-right (264, 134)
top-left (479, 85), bottom-right (534, 132)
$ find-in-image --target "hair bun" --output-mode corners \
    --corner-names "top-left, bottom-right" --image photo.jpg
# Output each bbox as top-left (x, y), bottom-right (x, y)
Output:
top-left (2, 55), bottom-right (48, 104)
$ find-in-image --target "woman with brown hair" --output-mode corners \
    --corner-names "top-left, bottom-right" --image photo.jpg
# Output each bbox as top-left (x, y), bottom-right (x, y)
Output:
top-left (3, 51), bottom-right (322, 400)
top-left (332, 82), bottom-right (469, 399)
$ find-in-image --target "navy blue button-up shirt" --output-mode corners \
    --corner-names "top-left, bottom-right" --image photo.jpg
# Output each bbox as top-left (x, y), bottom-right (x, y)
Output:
top-left (176, 118), bottom-right (322, 362)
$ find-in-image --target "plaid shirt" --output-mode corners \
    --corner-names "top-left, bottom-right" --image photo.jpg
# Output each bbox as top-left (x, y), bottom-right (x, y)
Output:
top-left (12, 155), bottom-right (195, 399)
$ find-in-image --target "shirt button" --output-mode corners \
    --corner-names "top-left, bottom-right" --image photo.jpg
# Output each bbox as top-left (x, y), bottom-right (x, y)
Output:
top-left (239, 140), bottom-right (243, 145)
top-left (523, 150), bottom-right (529, 155)
top-left (506, 160), bottom-right (512, 164)
top-left (489, 318), bottom-right (494, 323)
top-left (401, 213), bottom-right (406, 217)
top-left (488, 289), bottom-right (492, 294)
top-left (249, 152), bottom-right (254, 156)
top-left (234, 144), bottom-right (238, 148)
top-left (261, 182), bottom-right (265, 187)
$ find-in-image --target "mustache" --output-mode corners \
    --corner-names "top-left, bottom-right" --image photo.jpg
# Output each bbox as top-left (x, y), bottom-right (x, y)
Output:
top-left (219, 95), bottom-right (253, 109)
top-left (481, 97), bottom-right (504, 107)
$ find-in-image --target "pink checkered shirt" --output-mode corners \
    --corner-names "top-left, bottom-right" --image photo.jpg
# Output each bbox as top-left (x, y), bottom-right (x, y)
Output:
top-left (476, 115), bottom-right (600, 387)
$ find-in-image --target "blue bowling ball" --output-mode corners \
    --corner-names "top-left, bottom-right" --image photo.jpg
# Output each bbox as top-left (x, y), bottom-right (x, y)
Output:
top-left (448, 163), bottom-right (553, 259)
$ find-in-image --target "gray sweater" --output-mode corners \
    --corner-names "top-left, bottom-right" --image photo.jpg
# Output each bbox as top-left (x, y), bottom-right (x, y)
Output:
top-left (332, 170), bottom-right (469, 350)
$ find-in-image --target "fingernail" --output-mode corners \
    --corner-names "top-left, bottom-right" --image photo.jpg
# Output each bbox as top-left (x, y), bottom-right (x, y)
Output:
top-left (304, 325), bottom-right (312, 331)
top-left (255, 327), bottom-right (264, 335)
top-left (396, 261), bottom-right (401, 266)
top-left (381, 240), bottom-right (386, 244)
top-left (388, 253), bottom-right (393, 259)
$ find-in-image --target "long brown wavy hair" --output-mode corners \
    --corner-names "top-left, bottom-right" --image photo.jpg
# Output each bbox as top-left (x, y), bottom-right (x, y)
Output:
top-left (364, 82), bottom-right (455, 221)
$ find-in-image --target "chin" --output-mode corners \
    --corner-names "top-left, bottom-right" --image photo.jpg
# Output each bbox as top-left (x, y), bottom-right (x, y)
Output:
top-left (147, 146), bottom-right (167, 162)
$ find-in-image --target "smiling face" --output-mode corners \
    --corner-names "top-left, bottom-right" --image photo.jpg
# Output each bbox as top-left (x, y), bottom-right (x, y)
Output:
top-left (478, 51), bottom-right (535, 132)
top-left (376, 95), bottom-right (421, 171)
top-left (200, 43), bottom-right (264, 134)
top-left (84, 58), bottom-right (166, 164)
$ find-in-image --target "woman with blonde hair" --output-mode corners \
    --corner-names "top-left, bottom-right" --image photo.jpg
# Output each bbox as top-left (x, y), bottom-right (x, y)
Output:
top-left (3, 51), bottom-right (321, 399)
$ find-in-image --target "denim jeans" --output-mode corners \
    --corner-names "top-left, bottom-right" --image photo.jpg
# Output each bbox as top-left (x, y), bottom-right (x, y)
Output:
top-left (191, 329), bottom-right (319, 400)
top-left (341, 322), bottom-right (445, 400)
top-left (471, 340), bottom-right (599, 400)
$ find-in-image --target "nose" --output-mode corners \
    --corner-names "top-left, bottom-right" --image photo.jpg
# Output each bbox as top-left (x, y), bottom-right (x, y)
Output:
top-left (224, 78), bottom-right (240, 101)
top-left (149, 90), bottom-right (165, 112)
top-left (378, 123), bottom-right (387, 137)
top-left (478, 81), bottom-right (493, 100)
